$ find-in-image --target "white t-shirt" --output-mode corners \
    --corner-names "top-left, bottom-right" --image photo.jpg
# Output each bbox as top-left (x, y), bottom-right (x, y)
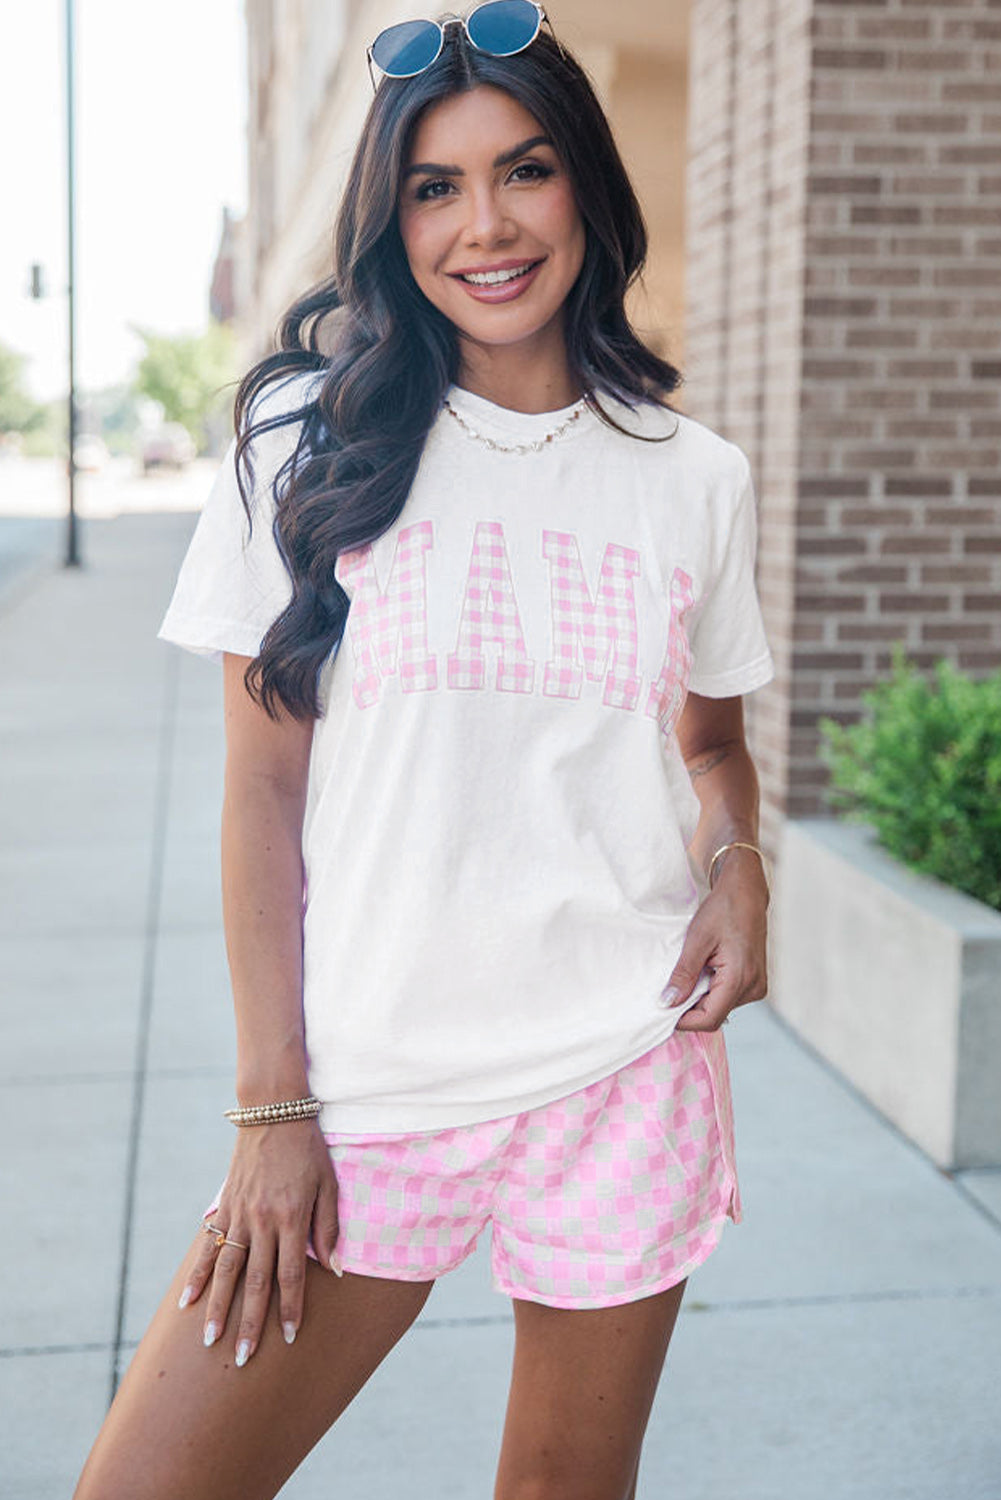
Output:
top-left (158, 371), bottom-right (775, 1132)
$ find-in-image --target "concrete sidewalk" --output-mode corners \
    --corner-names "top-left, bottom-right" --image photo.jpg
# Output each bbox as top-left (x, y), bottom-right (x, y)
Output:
top-left (0, 516), bottom-right (61, 610)
top-left (1, 509), bottom-right (999, 1499)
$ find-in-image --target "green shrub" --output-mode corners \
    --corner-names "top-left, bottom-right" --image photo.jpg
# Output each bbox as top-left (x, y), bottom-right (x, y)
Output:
top-left (817, 642), bottom-right (1001, 912)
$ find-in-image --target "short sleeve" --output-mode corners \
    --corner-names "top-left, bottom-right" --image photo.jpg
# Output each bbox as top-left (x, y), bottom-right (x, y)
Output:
top-left (687, 451), bottom-right (775, 697)
top-left (156, 375), bottom-right (320, 663)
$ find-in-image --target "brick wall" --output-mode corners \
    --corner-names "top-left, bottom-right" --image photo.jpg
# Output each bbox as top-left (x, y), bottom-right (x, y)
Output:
top-left (685, 0), bottom-right (813, 854)
top-left (685, 0), bottom-right (1001, 842)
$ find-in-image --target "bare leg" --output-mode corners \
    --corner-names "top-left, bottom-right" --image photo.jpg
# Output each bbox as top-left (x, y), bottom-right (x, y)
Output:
top-left (73, 1231), bottom-right (433, 1500)
top-left (493, 1278), bottom-right (687, 1500)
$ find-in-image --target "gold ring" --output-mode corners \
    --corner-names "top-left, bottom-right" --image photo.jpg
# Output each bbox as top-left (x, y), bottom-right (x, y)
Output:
top-left (202, 1222), bottom-right (249, 1252)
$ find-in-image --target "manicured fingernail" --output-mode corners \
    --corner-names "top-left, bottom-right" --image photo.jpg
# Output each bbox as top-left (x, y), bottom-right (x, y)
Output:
top-left (235, 1339), bottom-right (251, 1367)
top-left (329, 1251), bottom-right (343, 1277)
top-left (178, 1284), bottom-right (193, 1310)
top-left (283, 1321), bottom-right (297, 1345)
top-left (659, 986), bottom-right (681, 1008)
top-left (203, 1321), bottom-right (219, 1347)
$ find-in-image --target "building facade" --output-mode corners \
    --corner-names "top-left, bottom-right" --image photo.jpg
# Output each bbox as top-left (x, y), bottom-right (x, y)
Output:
top-left (686, 0), bottom-right (1001, 851)
top-left (209, 207), bottom-right (249, 325)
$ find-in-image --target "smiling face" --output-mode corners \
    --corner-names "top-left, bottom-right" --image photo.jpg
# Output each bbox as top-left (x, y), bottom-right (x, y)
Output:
top-left (396, 84), bottom-right (587, 387)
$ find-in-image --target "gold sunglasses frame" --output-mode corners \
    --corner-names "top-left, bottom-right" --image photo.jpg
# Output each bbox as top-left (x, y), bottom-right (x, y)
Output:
top-left (366, 2), bottom-right (566, 93)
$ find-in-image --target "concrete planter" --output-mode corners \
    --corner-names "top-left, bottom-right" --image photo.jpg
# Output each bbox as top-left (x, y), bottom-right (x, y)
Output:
top-left (772, 817), bottom-right (1001, 1170)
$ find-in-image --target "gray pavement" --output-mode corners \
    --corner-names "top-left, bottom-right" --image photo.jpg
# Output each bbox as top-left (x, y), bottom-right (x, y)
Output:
top-left (0, 516), bottom-right (60, 608)
top-left (1, 507), bottom-right (1000, 1499)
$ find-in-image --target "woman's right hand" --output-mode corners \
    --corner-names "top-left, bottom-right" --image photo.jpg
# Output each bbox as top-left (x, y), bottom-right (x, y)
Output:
top-left (177, 1118), bottom-right (341, 1365)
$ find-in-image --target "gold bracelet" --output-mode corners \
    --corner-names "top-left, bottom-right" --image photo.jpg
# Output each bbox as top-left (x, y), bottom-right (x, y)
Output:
top-left (224, 1094), bottom-right (323, 1127)
top-left (707, 841), bottom-right (772, 896)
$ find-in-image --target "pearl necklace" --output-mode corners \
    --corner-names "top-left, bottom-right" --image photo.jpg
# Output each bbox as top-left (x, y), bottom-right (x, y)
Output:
top-left (442, 394), bottom-right (590, 454)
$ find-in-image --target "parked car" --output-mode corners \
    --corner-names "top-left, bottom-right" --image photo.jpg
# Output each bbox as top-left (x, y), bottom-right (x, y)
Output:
top-left (73, 435), bottom-right (111, 473)
top-left (141, 423), bottom-right (197, 474)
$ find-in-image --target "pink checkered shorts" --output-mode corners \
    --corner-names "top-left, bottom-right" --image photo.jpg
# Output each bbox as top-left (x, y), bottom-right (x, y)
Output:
top-left (204, 1028), bottom-right (741, 1310)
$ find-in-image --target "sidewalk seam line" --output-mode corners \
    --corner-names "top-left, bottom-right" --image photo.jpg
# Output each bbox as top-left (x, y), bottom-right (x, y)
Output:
top-left (107, 640), bottom-right (181, 1405)
top-left (5, 1283), bottom-right (999, 1361)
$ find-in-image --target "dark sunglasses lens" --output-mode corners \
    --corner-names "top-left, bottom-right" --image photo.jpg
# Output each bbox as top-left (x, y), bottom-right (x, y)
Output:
top-left (371, 19), bottom-right (442, 76)
top-left (466, 0), bottom-right (540, 55)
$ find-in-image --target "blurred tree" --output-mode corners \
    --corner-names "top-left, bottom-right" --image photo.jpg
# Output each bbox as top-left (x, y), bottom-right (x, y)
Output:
top-left (132, 320), bottom-right (237, 452)
top-left (19, 402), bottom-right (65, 458)
top-left (89, 384), bottom-right (142, 457)
top-left (0, 340), bottom-right (45, 436)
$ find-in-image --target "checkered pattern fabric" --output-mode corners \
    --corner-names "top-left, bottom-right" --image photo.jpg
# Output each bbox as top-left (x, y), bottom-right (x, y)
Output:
top-left (288, 1031), bottom-right (740, 1310)
top-left (646, 565), bottom-right (695, 739)
top-left (335, 520), bottom-right (438, 707)
top-left (446, 520), bottom-right (535, 693)
top-left (541, 532), bottom-right (643, 710)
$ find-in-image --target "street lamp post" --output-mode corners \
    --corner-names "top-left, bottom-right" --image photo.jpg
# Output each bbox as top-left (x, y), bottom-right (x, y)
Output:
top-left (64, 0), bottom-right (80, 567)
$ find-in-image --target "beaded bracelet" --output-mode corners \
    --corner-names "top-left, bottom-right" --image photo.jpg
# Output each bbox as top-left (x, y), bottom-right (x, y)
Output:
top-left (707, 840), bottom-right (773, 897)
top-left (223, 1094), bottom-right (323, 1127)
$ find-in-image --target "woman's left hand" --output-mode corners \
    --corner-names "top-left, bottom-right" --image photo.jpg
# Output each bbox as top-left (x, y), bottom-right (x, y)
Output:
top-left (661, 855), bottom-right (770, 1031)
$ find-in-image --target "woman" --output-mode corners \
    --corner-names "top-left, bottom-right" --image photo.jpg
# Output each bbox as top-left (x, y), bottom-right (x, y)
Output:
top-left (74, 6), bottom-right (774, 1497)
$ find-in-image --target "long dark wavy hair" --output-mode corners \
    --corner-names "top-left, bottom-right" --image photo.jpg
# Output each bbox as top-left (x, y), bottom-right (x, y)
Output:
top-left (234, 21), bottom-right (684, 721)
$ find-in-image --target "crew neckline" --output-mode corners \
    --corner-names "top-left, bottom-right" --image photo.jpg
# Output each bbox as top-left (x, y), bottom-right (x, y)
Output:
top-left (443, 382), bottom-right (596, 444)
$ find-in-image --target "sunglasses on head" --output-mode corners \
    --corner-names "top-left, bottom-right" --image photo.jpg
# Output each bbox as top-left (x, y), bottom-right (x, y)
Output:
top-left (366, 1), bottom-right (564, 92)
